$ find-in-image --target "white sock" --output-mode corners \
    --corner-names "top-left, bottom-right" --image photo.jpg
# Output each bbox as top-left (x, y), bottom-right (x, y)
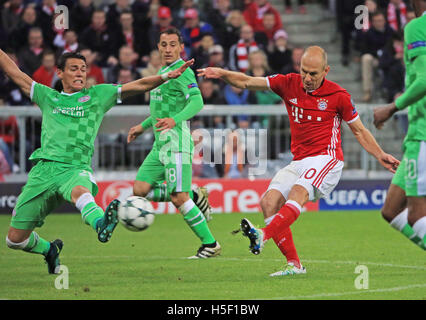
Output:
top-left (178, 199), bottom-right (196, 215)
top-left (75, 192), bottom-right (95, 212)
top-left (264, 214), bottom-right (276, 226)
top-left (412, 217), bottom-right (426, 240)
top-left (390, 208), bottom-right (408, 231)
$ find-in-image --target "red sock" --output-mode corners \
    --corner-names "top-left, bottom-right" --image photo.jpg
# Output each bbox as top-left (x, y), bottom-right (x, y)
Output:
top-left (273, 227), bottom-right (301, 268)
top-left (262, 201), bottom-right (301, 241)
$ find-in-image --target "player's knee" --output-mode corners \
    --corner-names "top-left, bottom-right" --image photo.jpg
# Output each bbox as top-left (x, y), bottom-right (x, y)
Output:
top-left (260, 195), bottom-right (279, 215)
top-left (170, 192), bottom-right (190, 208)
top-left (5, 236), bottom-right (28, 250)
top-left (381, 208), bottom-right (395, 223)
top-left (133, 182), bottom-right (150, 197)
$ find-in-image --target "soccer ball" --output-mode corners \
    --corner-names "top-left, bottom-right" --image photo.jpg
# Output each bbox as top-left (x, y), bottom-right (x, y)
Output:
top-left (118, 196), bottom-right (155, 232)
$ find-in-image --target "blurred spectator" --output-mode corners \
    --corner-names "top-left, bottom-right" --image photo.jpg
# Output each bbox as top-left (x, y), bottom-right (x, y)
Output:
top-left (267, 29), bottom-right (292, 74)
top-left (386, 0), bottom-right (408, 32)
top-left (32, 50), bottom-right (57, 87)
top-left (247, 50), bottom-right (282, 107)
top-left (117, 11), bottom-right (149, 64)
top-left (258, 10), bottom-right (282, 50)
top-left (224, 85), bottom-right (257, 129)
top-left (281, 46), bottom-right (304, 74)
top-left (141, 49), bottom-right (162, 101)
top-left (148, 6), bottom-right (174, 51)
top-left (199, 79), bottom-right (226, 105)
top-left (80, 46), bottom-right (105, 85)
top-left (221, 9), bottom-right (246, 53)
top-left (8, 5), bottom-right (39, 51)
top-left (223, 130), bottom-right (246, 178)
top-left (191, 33), bottom-right (215, 69)
top-left (0, 50), bottom-right (31, 105)
top-left (354, 0), bottom-right (379, 54)
top-left (228, 24), bottom-right (261, 72)
top-left (1, 0), bottom-right (24, 34)
top-left (106, 0), bottom-right (131, 29)
top-left (336, 0), bottom-right (364, 66)
top-left (79, 9), bottom-right (120, 67)
top-left (243, 0), bottom-right (283, 34)
top-left (35, 0), bottom-right (57, 44)
top-left (203, 44), bottom-right (227, 68)
top-left (378, 31), bottom-right (405, 103)
top-left (57, 29), bottom-right (79, 56)
top-left (359, 11), bottom-right (394, 102)
top-left (106, 45), bottom-right (140, 83)
top-left (180, 8), bottom-right (215, 58)
top-left (284, 0), bottom-right (306, 14)
top-left (406, 7), bottom-right (416, 23)
top-left (70, 0), bottom-right (95, 35)
top-left (174, 0), bottom-right (199, 28)
top-left (18, 27), bottom-right (47, 76)
top-left (205, 0), bottom-right (232, 47)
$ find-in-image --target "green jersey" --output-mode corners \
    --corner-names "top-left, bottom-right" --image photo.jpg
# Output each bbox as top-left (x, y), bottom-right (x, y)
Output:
top-left (149, 58), bottom-right (202, 154)
top-left (397, 12), bottom-right (426, 144)
top-left (29, 82), bottom-right (122, 166)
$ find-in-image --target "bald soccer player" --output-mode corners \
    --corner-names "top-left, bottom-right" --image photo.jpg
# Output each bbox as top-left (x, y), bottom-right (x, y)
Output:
top-left (198, 46), bottom-right (400, 276)
top-left (373, 0), bottom-right (426, 251)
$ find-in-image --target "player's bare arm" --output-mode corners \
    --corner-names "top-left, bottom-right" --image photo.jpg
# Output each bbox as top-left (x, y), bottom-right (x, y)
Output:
top-left (374, 54), bottom-right (426, 129)
top-left (197, 67), bottom-right (269, 91)
top-left (348, 118), bottom-right (400, 173)
top-left (0, 49), bottom-right (33, 97)
top-left (121, 59), bottom-right (194, 99)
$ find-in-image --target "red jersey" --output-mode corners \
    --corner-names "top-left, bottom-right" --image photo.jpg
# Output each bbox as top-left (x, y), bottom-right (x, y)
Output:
top-left (266, 73), bottom-right (359, 161)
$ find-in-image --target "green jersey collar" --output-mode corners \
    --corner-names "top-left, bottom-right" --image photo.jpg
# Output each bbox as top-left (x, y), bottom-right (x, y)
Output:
top-left (162, 58), bottom-right (183, 73)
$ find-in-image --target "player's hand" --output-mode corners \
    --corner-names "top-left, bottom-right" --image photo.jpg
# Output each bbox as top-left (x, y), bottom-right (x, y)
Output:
top-left (373, 103), bottom-right (398, 129)
top-left (377, 152), bottom-right (400, 174)
top-left (197, 67), bottom-right (222, 79)
top-left (155, 118), bottom-right (176, 133)
top-left (167, 59), bottom-right (195, 79)
top-left (127, 124), bottom-right (143, 143)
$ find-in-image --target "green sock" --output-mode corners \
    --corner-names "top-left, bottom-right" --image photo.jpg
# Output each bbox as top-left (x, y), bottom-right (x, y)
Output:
top-left (179, 199), bottom-right (215, 245)
top-left (81, 202), bottom-right (104, 231)
top-left (146, 185), bottom-right (195, 202)
top-left (401, 224), bottom-right (422, 244)
top-left (23, 231), bottom-right (51, 255)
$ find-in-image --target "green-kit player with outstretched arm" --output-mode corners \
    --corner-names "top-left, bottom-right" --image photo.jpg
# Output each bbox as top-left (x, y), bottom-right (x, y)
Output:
top-left (374, 0), bottom-right (426, 250)
top-left (127, 28), bottom-right (221, 259)
top-left (1, 49), bottom-right (193, 274)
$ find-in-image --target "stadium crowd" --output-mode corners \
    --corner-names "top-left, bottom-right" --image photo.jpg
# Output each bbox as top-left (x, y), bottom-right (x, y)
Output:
top-left (0, 0), bottom-right (415, 178)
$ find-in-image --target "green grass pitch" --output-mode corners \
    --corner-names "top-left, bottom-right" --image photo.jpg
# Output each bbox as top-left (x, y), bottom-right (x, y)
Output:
top-left (0, 211), bottom-right (425, 300)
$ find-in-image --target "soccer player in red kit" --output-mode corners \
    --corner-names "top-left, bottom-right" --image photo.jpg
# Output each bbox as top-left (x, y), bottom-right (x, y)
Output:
top-left (198, 46), bottom-right (400, 276)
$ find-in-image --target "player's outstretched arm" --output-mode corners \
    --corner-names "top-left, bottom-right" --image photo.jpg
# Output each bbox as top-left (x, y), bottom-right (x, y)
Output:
top-left (197, 67), bottom-right (269, 91)
top-left (348, 118), bottom-right (400, 173)
top-left (0, 49), bottom-right (33, 97)
top-left (121, 59), bottom-right (194, 99)
top-left (374, 55), bottom-right (426, 129)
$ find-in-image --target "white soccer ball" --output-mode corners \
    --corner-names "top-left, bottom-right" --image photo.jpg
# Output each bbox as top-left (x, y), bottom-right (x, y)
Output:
top-left (118, 196), bottom-right (155, 232)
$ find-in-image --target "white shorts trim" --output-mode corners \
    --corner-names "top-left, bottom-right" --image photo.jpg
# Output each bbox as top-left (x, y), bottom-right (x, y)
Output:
top-left (267, 155), bottom-right (344, 201)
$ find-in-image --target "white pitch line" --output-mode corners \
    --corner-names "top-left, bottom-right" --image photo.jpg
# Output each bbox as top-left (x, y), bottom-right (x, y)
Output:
top-left (259, 283), bottom-right (426, 300)
top-left (4, 255), bottom-right (425, 270)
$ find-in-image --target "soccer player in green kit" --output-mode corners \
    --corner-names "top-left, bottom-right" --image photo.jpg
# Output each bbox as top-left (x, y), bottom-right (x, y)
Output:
top-left (1, 49), bottom-right (193, 274)
top-left (127, 28), bottom-right (221, 259)
top-left (374, 0), bottom-right (426, 250)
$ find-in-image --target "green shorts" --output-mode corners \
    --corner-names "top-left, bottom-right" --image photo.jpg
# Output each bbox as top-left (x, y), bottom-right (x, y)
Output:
top-left (392, 140), bottom-right (426, 197)
top-left (136, 148), bottom-right (193, 194)
top-left (11, 160), bottom-right (98, 230)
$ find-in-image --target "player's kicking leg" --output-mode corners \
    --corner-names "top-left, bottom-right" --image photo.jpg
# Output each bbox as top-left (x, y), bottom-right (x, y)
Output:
top-left (71, 186), bottom-right (119, 243)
